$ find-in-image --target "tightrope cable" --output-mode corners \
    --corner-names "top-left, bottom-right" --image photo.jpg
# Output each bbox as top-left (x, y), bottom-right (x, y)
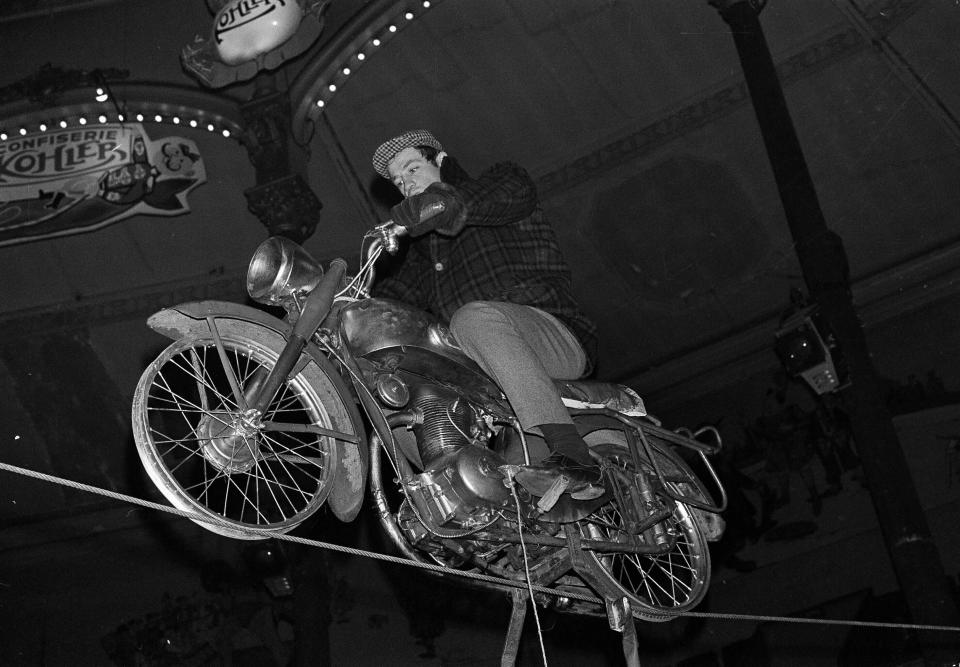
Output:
top-left (0, 461), bottom-right (598, 603)
top-left (3, 460), bottom-right (960, 635)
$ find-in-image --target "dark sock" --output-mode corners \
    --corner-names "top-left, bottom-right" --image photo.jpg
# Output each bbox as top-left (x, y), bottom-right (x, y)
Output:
top-left (538, 423), bottom-right (593, 466)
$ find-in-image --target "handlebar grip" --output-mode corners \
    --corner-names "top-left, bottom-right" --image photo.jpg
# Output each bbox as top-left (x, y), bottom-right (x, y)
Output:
top-left (383, 234), bottom-right (398, 254)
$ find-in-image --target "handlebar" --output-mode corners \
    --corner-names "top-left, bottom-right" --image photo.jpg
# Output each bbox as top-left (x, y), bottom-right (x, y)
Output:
top-left (365, 194), bottom-right (442, 261)
top-left (369, 221), bottom-right (407, 256)
top-left (349, 222), bottom-right (407, 297)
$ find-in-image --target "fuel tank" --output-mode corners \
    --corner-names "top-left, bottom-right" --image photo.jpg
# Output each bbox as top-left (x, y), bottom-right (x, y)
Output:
top-left (339, 299), bottom-right (508, 413)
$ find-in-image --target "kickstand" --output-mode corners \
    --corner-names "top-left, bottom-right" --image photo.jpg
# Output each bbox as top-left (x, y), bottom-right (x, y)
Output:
top-left (606, 597), bottom-right (642, 667)
top-left (501, 588), bottom-right (529, 667)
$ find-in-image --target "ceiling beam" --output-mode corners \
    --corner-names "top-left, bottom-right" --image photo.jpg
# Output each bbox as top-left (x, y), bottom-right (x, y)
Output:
top-left (0, 0), bottom-right (121, 24)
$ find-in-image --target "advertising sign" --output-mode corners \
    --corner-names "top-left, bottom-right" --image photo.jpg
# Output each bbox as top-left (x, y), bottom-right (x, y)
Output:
top-left (0, 124), bottom-right (206, 247)
top-left (182, 0), bottom-right (328, 88)
top-left (214, 0), bottom-right (303, 65)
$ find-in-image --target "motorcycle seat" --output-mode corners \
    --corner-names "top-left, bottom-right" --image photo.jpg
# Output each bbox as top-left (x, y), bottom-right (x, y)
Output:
top-left (555, 380), bottom-right (648, 418)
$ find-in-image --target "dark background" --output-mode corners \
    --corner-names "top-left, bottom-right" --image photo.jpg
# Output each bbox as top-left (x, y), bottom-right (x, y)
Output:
top-left (1, 1), bottom-right (959, 664)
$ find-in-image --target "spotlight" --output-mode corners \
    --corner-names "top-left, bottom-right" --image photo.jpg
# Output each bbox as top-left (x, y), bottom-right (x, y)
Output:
top-left (774, 302), bottom-right (846, 395)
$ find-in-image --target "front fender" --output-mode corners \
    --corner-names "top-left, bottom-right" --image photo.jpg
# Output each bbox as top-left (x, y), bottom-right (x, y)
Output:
top-left (147, 300), bottom-right (291, 342)
top-left (146, 300), bottom-right (369, 523)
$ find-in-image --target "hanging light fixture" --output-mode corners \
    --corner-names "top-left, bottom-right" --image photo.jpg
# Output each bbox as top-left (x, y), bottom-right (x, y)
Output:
top-left (774, 290), bottom-right (847, 395)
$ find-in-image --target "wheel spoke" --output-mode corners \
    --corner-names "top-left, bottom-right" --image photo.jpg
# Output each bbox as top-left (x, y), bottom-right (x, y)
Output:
top-left (259, 432), bottom-right (326, 475)
top-left (184, 466), bottom-right (229, 506)
top-left (223, 472), bottom-right (271, 525)
top-left (156, 436), bottom-right (206, 471)
top-left (248, 441), bottom-right (299, 519)
top-left (152, 367), bottom-right (210, 438)
top-left (162, 349), bottom-right (238, 411)
top-left (256, 384), bottom-right (325, 511)
top-left (205, 317), bottom-right (251, 412)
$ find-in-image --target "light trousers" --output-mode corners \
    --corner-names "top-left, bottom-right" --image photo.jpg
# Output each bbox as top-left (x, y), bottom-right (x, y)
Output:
top-left (449, 301), bottom-right (588, 430)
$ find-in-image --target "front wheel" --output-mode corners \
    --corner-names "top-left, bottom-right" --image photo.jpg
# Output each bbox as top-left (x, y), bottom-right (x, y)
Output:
top-left (132, 321), bottom-right (358, 539)
top-left (576, 438), bottom-right (712, 621)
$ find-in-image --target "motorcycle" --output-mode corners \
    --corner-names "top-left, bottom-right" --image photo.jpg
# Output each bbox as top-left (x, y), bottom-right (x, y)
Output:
top-left (132, 222), bottom-right (727, 622)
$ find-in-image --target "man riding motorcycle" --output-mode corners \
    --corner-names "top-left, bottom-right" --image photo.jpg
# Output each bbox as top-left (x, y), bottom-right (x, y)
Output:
top-left (370, 129), bottom-right (603, 499)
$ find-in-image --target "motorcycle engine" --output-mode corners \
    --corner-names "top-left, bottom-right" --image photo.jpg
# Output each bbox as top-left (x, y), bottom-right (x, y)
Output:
top-left (403, 384), bottom-right (513, 530)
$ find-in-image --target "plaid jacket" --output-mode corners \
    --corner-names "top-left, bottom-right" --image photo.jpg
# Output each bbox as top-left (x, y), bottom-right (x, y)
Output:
top-left (373, 159), bottom-right (598, 374)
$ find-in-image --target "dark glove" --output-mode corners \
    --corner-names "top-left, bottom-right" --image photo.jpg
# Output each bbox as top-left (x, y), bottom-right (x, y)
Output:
top-left (390, 188), bottom-right (450, 235)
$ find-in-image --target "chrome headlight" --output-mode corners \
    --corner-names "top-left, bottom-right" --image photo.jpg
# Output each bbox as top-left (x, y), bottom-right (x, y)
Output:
top-left (247, 236), bottom-right (323, 306)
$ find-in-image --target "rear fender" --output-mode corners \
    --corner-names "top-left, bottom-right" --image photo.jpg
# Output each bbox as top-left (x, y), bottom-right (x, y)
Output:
top-left (146, 300), bottom-right (369, 523)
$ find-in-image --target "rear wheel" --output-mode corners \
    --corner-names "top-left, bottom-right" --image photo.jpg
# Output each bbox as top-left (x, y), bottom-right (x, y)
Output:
top-left (132, 323), bottom-right (356, 539)
top-left (577, 439), bottom-right (711, 621)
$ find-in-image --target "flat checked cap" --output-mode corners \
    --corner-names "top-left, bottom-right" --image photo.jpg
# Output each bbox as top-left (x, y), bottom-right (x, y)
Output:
top-left (372, 129), bottom-right (443, 178)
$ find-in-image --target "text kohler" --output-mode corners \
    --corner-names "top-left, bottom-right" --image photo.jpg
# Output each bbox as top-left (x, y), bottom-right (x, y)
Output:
top-left (216, 0), bottom-right (287, 34)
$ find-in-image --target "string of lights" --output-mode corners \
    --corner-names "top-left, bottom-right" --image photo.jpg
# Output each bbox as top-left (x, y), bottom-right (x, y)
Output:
top-left (0, 72), bottom-right (244, 143)
top-left (287, 0), bottom-right (443, 136)
top-left (313, 1), bottom-right (441, 113)
top-left (1, 102), bottom-right (240, 141)
top-left (0, 115), bottom-right (236, 142)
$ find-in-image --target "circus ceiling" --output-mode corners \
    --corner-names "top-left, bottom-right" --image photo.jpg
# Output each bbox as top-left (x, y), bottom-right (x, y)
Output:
top-left (1, 0), bottom-right (959, 416)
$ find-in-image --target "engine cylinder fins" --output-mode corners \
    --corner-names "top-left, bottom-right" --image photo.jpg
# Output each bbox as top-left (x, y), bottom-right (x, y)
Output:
top-left (411, 384), bottom-right (474, 464)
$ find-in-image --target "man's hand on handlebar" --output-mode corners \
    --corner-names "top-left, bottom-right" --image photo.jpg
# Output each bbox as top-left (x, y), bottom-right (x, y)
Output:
top-left (373, 222), bottom-right (407, 255)
top-left (389, 187), bottom-right (450, 236)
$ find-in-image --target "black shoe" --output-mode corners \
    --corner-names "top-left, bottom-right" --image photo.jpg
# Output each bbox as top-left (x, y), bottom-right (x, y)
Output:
top-left (515, 452), bottom-right (605, 500)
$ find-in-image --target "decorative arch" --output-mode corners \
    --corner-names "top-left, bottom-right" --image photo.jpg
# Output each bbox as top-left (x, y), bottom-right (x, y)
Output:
top-left (288, 0), bottom-right (445, 144)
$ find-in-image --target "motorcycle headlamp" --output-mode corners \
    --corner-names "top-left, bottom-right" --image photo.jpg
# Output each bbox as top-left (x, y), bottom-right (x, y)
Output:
top-left (247, 236), bottom-right (324, 306)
